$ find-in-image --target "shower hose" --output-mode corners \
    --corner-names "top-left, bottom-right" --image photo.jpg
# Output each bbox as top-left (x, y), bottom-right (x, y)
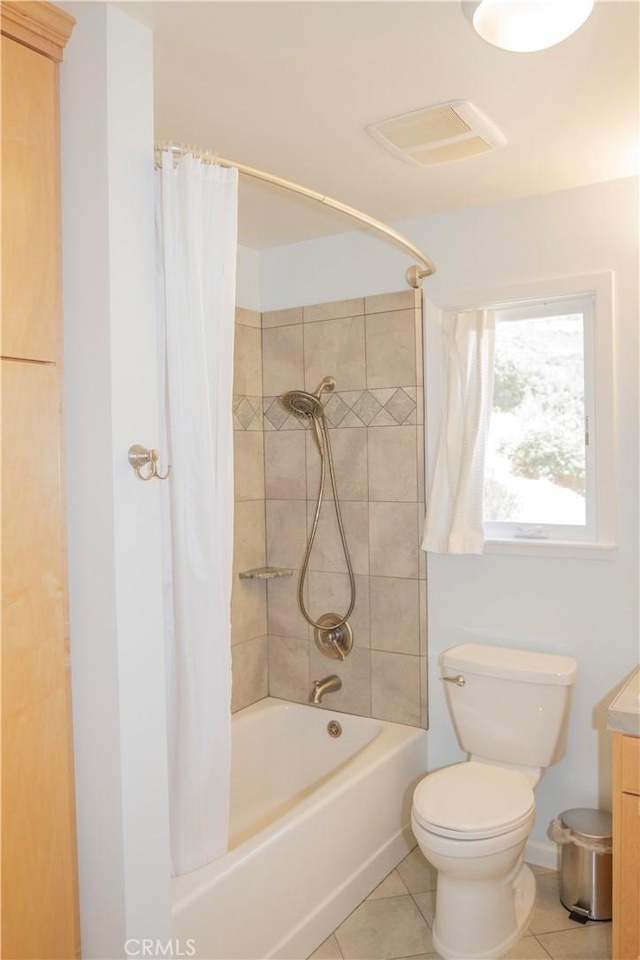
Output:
top-left (298, 410), bottom-right (356, 640)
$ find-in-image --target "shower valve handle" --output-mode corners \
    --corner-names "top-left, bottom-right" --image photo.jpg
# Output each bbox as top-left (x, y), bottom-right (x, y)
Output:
top-left (314, 615), bottom-right (353, 661)
top-left (328, 632), bottom-right (346, 661)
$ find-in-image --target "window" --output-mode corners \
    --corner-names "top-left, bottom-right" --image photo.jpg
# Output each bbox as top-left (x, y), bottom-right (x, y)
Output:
top-left (484, 295), bottom-right (596, 543)
top-left (423, 273), bottom-right (616, 557)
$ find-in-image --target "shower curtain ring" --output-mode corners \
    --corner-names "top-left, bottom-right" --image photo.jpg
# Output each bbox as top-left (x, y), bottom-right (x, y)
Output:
top-left (128, 444), bottom-right (171, 481)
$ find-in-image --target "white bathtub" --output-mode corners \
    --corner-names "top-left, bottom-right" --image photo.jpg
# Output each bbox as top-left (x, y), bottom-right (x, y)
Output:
top-left (172, 697), bottom-right (428, 959)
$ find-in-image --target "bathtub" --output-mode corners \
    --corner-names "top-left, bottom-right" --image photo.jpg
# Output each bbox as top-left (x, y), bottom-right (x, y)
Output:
top-left (172, 697), bottom-right (428, 959)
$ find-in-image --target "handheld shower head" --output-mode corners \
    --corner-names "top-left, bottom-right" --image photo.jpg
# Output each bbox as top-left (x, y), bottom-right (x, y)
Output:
top-left (279, 389), bottom-right (324, 419)
top-left (278, 375), bottom-right (336, 421)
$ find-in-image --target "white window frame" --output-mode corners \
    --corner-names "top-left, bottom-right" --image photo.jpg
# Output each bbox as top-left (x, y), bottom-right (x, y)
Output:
top-left (423, 272), bottom-right (617, 560)
top-left (484, 293), bottom-right (596, 544)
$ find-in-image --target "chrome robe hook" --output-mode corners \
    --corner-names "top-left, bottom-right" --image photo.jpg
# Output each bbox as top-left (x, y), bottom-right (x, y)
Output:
top-left (128, 444), bottom-right (170, 481)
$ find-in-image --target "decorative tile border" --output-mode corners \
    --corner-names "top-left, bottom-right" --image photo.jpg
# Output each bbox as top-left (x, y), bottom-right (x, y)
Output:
top-left (234, 389), bottom-right (417, 431)
top-left (233, 395), bottom-right (264, 431)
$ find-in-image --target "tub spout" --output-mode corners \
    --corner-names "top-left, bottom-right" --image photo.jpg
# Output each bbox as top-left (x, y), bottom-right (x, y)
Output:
top-left (309, 675), bottom-right (342, 704)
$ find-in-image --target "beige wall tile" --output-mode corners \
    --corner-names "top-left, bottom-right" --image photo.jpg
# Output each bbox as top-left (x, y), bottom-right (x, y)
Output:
top-left (263, 324), bottom-right (304, 396)
top-left (233, 499), bottom-right (266, 575)
top-left (307, 500), bottom-right (369, 576)
top-left (368, 426), bottom-right (418, 502)
top-left (264, 430), bottom-right (307, 500)
top-left (262, 306), bottom-right (303, 328)
top-left (268, 635), bottom-right (309, 703)
top-left (232, 636), bottom-right (268, 713)
top-left (308, 571), bottom-right (370, 647)
top-left (418, 504), bottom-right (426, 580)
top-left (234, 431), bottom-right (265, 502)
top-left (267, 571), bottom-right (309, 640)
top-left (365, 290), bottom-right (419, 315)
top-left (339, 410), bottom-right (364, 429)
top-left (234, 324), bottom-right (262, 395)
top-left (266, 498), bottom-right (307, 568)
top-left (365, 310), bottom-right (417, 389)
top-left (371, 651), bottom-right (421, 726)
top-left (309, 645), bottom-right (371, 717)
top-left (370, 577), bottom-right (419, 654)
top-left (419, 581), bottom-right (427, 656)
top-left (235, 307), bottom-right (261, 329)
top-left (369, 502), bottom-right (419, 578)
top-left (304, 316), bottom-right (366, 393)
top-left (420, 656), bottom-right (428, 729)
top-left (306, 427), bottom-right (368, 502)
top-left (369, 407), bottom-right (397, 428)
top-left (417, 425), bottom-right (425, 502)
top-left (303, 297), bottom-right (364, 323)
top-left (414, 305), bottom-right (424, 387)
top-left (231, 579), bottom-right (267, 646)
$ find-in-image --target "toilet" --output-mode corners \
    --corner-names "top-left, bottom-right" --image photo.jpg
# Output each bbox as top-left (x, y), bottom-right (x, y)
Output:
top-left (411, 643), bottom-right (577, 960)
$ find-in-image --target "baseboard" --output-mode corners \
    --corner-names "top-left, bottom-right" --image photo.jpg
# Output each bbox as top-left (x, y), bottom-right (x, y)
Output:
top-left (525, 837), bottom-right (560, 871)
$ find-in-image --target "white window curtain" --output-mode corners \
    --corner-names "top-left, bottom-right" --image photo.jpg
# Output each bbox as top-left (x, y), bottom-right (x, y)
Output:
top-left (156, 151), bottom-right (238, 876)
top-left (422, 308), bottom-right (495, 555)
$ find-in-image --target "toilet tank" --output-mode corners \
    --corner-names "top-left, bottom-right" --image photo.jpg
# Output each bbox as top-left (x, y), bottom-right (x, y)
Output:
top-left (441, 644), bottom-right (577, 769)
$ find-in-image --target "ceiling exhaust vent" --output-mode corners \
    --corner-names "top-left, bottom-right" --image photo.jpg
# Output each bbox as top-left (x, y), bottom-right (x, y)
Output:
top-left (367, 100), bottom-right (506, 167)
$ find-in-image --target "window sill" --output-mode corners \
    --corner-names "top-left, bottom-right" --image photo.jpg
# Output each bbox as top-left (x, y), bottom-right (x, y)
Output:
top-left (483, 538), bottom-right (618, 561)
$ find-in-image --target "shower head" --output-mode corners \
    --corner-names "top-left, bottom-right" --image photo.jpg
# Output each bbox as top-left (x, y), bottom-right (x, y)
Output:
top-left (279, 389), bottom-right (324, 419)
top-left (279, 376), bottom-right (336, 420)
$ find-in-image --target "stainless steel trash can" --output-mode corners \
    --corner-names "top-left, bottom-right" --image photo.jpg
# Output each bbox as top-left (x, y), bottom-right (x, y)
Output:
top-left (559, 808), bottom-right (612, 922)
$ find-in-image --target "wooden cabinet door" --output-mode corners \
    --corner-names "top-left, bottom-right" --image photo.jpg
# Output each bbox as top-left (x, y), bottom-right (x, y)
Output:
top-left (1, 34), bottom-right (59, 362)
top-left (1, 358), bottom-right (77, 959)
top-left (618, 791), bottom-right (640, 960)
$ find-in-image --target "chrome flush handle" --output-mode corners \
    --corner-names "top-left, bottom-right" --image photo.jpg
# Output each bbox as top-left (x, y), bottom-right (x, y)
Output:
top-left (442, 674), bottom-right (466, 687)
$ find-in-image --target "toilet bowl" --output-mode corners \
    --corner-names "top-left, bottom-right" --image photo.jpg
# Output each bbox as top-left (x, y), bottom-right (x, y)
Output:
top-left (412, 762), bottom-right (537, 959)
top-left (412, 644), bottom-right (577, 960)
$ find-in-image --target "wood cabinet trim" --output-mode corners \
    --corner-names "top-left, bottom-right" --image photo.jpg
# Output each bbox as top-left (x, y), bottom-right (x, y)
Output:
top-left (1, 14), bottom-right (79, 954)
top-left (613, 732), bottom-right (640, 960)
top-left (621, 733), bottom-right (640, 796)
top-left (0, 1), bottom-right (75, 62)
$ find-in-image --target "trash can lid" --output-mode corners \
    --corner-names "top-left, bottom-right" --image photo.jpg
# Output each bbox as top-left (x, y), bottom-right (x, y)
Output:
top-left (560, 807), bottom-right (612, 840)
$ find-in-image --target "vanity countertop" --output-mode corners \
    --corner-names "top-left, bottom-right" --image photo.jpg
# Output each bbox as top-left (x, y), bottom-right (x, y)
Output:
top-left (607, 666), bottom-right (640, 736)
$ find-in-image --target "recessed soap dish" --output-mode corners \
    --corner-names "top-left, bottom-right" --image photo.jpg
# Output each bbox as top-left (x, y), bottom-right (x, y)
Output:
top-left (238, 567), bottom-right (294, 580)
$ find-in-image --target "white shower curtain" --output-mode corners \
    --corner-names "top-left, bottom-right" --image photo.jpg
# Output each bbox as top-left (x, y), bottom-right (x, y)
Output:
top-left (421, 308), bottom-right (495, 555)
top-left (156, 151), bottom-right (238, 875)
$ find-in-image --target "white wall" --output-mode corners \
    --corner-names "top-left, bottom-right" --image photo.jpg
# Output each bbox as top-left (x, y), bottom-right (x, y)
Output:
top-left (260, 176), bottom-right (639, 862)
top-left (61, 5), bottom-right (172, 955)
top-left (237, 243), bottom-right (261, 311)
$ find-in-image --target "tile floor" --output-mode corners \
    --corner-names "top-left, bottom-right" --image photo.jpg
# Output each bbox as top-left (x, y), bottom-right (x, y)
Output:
top-left (308, 847), bottom-right (612, 960)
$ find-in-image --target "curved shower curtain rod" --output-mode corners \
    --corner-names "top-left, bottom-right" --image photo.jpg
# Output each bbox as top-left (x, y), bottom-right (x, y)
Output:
top-left (155, 140), bottom-right (436, 288)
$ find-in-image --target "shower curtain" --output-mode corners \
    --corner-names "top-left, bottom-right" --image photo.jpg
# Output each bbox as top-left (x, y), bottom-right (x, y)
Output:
top-left (156, 151), bottom-right (238, 875)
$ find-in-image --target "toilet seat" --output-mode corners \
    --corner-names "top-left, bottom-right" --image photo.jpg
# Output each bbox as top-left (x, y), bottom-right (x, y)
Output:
top-left (413, 762), bottom-right (535, 840)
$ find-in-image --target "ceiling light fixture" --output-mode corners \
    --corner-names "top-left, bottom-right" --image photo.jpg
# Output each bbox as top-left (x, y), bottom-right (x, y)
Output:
top-left (465, 0), bottom-right (595, 53)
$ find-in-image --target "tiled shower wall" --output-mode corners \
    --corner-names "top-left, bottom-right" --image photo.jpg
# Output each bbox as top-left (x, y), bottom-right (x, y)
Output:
top-left (261, 289), bottom-right (427, 727)
top-left (231, 291), bottom-right (427, 726)
top-left (231, 307), bottom-right (268, 711)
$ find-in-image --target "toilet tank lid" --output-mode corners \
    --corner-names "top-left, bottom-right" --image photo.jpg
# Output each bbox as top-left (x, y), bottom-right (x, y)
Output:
top-left (440, 644), bottom-right (577, 686)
